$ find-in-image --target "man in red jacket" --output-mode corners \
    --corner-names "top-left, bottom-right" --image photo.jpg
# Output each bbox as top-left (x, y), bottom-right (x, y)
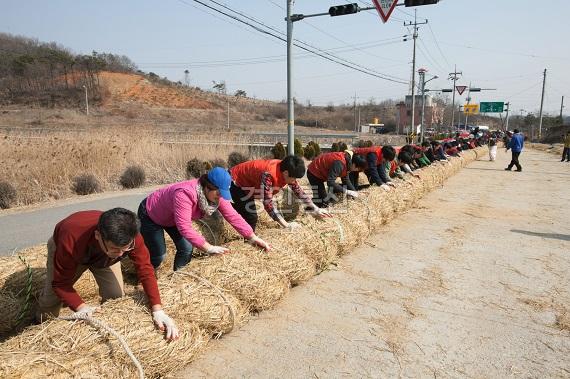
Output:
top-left (230, 155), bottom-right (331, 231)
top-left (35, 208), bottom-right (179, 341)
top-left (307, 150), bottom-right (367, 207)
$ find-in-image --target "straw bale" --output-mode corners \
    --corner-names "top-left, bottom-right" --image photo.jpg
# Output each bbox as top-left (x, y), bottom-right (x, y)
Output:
top-left (190, 243), bottom-right (290, 312)
top-left (154, 273), bottom-right (248, 336)
top-left (0, 297), bottom-right (208, 379)
top-left (193, 212), bottom-right (241, 246)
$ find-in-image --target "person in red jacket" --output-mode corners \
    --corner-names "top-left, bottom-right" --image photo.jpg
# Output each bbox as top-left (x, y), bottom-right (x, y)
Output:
top-left (307, 150), bottom-right (367, 207)
top-left (230, 155), bottom-right (331, 230)
top-left (35, 208), bottom-right (179, 341)
top-left (351, 145), bottom-right (397, 190)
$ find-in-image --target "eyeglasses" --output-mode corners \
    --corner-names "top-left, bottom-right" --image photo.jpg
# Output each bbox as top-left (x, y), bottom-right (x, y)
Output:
top-left (101, 238), bottom-right (135, 255)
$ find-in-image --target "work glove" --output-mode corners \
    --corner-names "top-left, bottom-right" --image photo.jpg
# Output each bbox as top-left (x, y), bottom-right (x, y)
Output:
top-left (152, 309), bottom-right (180, 341)
top-left (380, 184), bottom-right (392, 192)
top-left (285, 221), bottom-right (302, 230)
top-left (73, 304), bottom-right (98, 318)
top-left (248, 235), bottom-right (271, 251)
top-left (345, 190), bottom-right (359, 199)
top-left (206, 245), bottom-right (229, 255)
top-left (310, 207), bottom-right (332, 219)
top-left (387, 181), bottom-right (397, 188)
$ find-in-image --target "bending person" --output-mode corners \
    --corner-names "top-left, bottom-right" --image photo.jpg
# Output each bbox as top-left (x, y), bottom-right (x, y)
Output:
top-left (230, 155), bottom-right (331, 231)
top-left (36, 208), bottom-right (179, 341)
top-left (138, 167), bottom-right (269, 271)
top-left (307, 150), bottom-right (367, 207)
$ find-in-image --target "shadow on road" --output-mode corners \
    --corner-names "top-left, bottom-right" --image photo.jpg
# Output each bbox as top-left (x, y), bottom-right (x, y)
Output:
top-left (511, 229), bottom-right (570, 242)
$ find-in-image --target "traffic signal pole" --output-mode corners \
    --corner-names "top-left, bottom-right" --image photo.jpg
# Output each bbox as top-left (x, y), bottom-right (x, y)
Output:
top-left (286, 0), bottom-right (294, 155)
top-left (404, 12), bottom-right (427, 137)
top-left (538, 68), bottom-right (546, 140)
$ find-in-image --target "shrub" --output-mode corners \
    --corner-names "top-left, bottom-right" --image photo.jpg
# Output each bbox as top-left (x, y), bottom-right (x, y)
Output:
top-left (308, 141), bottom-right (321, 156)
top-left (186, 158), bottom-right (209, 179)
top-left (209, 158), bottom-right (227, 169)
top-left (271, 142), bottom-right (287, 159)
top-left (119, 165), bottom-right (146, 189)
top-left (303, 144), bottom-right (316, 160)
top-left (227, 151), bottom-right (249, 168)
top-left (72, 174), bottom-right (101, 195)
top-left (0, 181), bottom-right (17, 209)
top-left (294, 138), bottom-right (304, 157)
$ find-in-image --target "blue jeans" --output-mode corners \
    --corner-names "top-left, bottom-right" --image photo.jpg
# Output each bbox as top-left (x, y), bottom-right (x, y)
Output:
top-left (138, 198), bottom-right (193, 271)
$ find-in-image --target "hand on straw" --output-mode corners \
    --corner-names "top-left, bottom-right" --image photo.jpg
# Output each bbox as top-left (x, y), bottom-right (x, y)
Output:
top-left (152, 309), bottom-right (180, 341)
top-left (73, 304), bottom-right (99, 317)
top-left (248, 235), bottom-right (271, 251)
top-left (205, 244), bottom-right (230, 255)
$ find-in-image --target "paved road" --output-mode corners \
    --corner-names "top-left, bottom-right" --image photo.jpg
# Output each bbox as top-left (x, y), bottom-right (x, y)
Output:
top-left (0, 188), bottom-right (156, 256)
top-left (180, 149), bottom-right (570, 378)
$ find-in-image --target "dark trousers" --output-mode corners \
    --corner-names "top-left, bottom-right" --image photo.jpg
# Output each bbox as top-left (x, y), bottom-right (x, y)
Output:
top-left (307, 170), bottom-right (330, 208)
top-left (507, 151), bottom-right (522, 171)
top-left (562, 147), bottom-right (570, 161)
top-left (138, 198), bottom-right (193, 271)
top-left (230, 182), bottom-right (258, 231)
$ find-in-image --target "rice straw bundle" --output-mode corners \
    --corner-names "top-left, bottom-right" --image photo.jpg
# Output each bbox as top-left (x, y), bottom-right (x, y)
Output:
top-left (190, 242), bottom-right (290, 312)
top-left (154, 272), bottom-right (247, 335)
top-left (0, 297), bottom-right (208, 379)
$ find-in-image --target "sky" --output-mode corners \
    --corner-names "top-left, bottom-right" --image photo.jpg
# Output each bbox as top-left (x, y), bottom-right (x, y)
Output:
top-left (1, 0), bottom-right (569, 116)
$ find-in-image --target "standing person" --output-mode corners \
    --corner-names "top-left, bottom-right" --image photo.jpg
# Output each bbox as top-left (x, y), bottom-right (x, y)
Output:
top-left (230, 155), bottom-right (331, 231)
top-left (35, 208), bottom-right (180, 341)
top-left (138, 167), bottom-right (270, 271)
top-left (562, 131), bottom-right (570, 162)
top-left (307, 150), bottom-right (367, 207)
top-left (505, 129), bottom-right (524, 171)
top-left (489, 137), bottom-right (498, 161)
top-left (351, 145), bottom-right (397, 190)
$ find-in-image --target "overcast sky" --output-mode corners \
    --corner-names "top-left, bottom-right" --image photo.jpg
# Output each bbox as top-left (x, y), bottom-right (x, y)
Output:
top-left (2, 0), bottom-right (568, 116)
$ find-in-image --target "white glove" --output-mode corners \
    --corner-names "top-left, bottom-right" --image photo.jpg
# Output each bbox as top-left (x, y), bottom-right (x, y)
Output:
top-left (387, 181), bottom-right (397, 187)
top-left (248, 235), bottom-right (271, 251)
top-left (312, 207), bottom-right (332, 218)
top-left (380, 184), bottom-right (391, 192)
top-left (285, 221), bottom-right (302, 230)
top-left (345, 190), bottom-right (359, 199)
top-left (73, 304), bottom-right (98, 317)
top-left (152, 309), bottom-right (180, 341)
top-left (206, 245), bottom-right (229, 255)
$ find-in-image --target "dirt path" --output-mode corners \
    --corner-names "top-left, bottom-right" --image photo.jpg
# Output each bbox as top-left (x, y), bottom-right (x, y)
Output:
top-left (179, 148), bottom-right (570, 378)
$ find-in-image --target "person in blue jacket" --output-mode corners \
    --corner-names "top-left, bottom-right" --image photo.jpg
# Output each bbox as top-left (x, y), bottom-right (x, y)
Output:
top-left (505, 129), bottom-right (524, 172)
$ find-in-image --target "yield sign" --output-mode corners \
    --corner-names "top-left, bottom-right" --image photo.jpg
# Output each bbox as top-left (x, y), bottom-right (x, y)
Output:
top-left (456, 85), bottom-right (467, 95)
top-left (372, 0), bottom-right (398, 23)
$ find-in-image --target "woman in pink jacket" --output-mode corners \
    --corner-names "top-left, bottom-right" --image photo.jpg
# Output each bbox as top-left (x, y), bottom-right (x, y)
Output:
top-left (138, 167), bottom-right (270, 271)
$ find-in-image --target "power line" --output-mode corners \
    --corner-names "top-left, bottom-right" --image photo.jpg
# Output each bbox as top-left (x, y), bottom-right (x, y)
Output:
top-left (426, 23), bottom-right (451, 70)
top-left (180, 0), bottom-right (408, 84)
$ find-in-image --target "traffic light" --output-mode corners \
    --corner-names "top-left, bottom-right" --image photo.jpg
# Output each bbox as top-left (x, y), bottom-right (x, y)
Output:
top-left (441, 89), bottom-right (453, 93)
top-left (469, 87), bottom-right (481, 92)
top-left (329, 3), bottom-right (359, 16)
top-left (404, 0), bottom-right (439, 7)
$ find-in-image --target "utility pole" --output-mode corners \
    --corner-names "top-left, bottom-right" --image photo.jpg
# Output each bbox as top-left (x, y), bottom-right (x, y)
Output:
top-left (464, 83), bottom-right (472, 130)
top-left (82, 85), bottom-right (89, 116)
top-left (505, 102), bottom-right (510, 131)
top-left (448, 65), bottom-right (462, 129)
top-left (353, 93), bottom-right (358, 132)
top-left (538, 68), bottom-right (546, 139)
top-left (286, 0), bottom-right (294, 155)
top-left (560, 95), bottom-right (565, 123)
top-left (404, 11), bottom-right (427, 137)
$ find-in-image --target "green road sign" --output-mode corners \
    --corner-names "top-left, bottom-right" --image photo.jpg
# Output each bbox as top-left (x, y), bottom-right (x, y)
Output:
top-left (480, 102), bottom-right (504, 113)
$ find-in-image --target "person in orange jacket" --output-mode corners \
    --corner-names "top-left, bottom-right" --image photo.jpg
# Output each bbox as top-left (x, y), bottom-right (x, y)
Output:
top-left (351, 145), bottom-right (398, 191)
top-left (306, 150), bottom-right (367, 207)
top-left (230, 155), bottom-right (331, 231)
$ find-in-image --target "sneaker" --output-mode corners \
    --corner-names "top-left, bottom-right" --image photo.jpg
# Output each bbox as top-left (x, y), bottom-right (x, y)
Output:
top-left (515, 169), bottom-right (522, 172)
top-left (504, 168), bottom-right (511, 171)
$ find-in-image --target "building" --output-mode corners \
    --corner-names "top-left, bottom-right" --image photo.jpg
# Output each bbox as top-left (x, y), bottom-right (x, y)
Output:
top-left (396, 95), bottom-right (444, 134)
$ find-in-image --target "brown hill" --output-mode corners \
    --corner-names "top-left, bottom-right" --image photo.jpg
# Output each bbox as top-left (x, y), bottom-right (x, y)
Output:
top-left (98, 72), bottom-right (220, 110)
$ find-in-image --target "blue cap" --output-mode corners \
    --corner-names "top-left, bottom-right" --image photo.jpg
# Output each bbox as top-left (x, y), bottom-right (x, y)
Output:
top-left (207, 167), bottom-right (232, 200)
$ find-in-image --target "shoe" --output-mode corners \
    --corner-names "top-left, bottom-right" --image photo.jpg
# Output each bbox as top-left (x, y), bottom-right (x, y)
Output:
top-left (515, 169), bottom-right (522, 172)
top-left (504, 168), bottom-right (511, 171)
